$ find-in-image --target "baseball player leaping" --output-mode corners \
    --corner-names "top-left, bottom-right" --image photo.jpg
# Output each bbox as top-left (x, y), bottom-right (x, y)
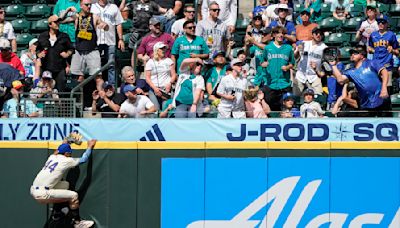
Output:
top-left (30, 132), bottom-right (96, 228)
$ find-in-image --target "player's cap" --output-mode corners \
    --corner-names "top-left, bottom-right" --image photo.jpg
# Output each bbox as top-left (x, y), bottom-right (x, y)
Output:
top-left (0, 37), bottom-right (11, 50)
top-left (149, 17), bottom-right (161, 25)
top-left (376, 15), bottom-right (389, 24)
top-left (153, 42), bottom-right (167, 53)
top-left (349, 45), bottom-right (367, 57)
top-left (58, 143), bottom-right (72, 154)
top-left (230, 58), bottom-right (245, 67)
top-left (282, 92), bottom-right (295, 101)
top-left (12, 80), bottom-right (24, 90)
top-left (212, 50), bottom-right (225, 59)
top-left (29, 38), bottom-right (38, 47)
top-left (48, 15), bottom-right (61, 24)
top-left (102, 82), bottom-right (114, 90)
top-left (42, 70), bottom-right (52, 79)
top-left (303, 88), bottom-right (315, 96)
top-left (123, 84), bottom-right (137, 94)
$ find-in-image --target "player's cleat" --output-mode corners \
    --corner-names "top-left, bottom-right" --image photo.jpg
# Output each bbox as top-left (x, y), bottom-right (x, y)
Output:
top-left (74, 220), bottom-right (94, 228)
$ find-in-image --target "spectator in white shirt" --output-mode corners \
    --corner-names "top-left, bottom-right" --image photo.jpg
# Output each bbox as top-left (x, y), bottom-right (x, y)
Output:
top-left (171, 5), bottom-right (196, 39)
top-left (201, 0), bottom-right (237, 33)
top-left (0, 6), bottom-right (17, 53)
top-left (119, 84), bottom-right (156, 118)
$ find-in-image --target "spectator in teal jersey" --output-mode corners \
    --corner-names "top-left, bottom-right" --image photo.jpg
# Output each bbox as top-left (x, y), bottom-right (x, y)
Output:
top-left (305, 0), bottom-right (322, 22)
top-left (260, 26), bottom-right (295, 111)
top-left (246, 27), bottom-right (272, 87)
top-left (171, 20), bottom-right (210, 73)
top-left (205, 50), bottom-right (227, 104)
top-left (53, 0), bottom-right (80, 44)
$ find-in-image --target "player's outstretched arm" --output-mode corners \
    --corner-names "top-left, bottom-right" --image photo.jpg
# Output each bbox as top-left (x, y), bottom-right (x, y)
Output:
top-left (79, 139), bottom-right (97, 164)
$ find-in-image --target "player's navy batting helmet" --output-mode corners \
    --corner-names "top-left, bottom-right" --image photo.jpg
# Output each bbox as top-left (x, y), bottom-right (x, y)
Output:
top-left (58, 143), bottom-right (73, 154)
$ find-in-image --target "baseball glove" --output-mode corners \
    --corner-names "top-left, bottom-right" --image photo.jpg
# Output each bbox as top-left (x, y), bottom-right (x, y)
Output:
top-left (64, 131), bottom-right (83, 145)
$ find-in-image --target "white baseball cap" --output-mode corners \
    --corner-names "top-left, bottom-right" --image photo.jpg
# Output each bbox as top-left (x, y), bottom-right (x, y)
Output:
top-left (0, 38), bottom-right (11, 50)
top-left (29, 38), bottom-right (38, 47)
top-left (153, 42), bottom-right (167, 53)
top-left (42, 70), bottom-right (53, 79)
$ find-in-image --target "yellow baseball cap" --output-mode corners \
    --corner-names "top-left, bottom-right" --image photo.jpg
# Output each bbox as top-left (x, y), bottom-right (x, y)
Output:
top-left (12, 80), bottom-right (23, 89)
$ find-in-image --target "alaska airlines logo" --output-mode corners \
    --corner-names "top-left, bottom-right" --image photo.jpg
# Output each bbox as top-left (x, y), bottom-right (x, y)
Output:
top-left (187, 176), bottom-right (400, 228)
top-left (140, 124), bottom-right (165, 141)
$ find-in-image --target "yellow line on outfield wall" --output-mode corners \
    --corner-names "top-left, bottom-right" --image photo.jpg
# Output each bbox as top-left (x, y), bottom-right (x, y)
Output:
top-left (0, 141), bottom-right (400, 149)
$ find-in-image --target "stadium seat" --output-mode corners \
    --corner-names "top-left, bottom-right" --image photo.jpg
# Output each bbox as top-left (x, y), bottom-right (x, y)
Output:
top-left (389, 4), bottom-right (400, 16)
top-left (389, 18), bottom-right (399, 32)
top-left (16, 33), bottom-right (34, 47)
top-left (349, 4), bottom-right (363, 17)
top-left (318, 17), bottom-right (342, 31)
top-left (236, 18), bottom-right (250, 30)
top-left (4, 5), bottom-right (25, 17)
top-left (342, 17), bottom-right (363, 31)
top-left (321, 3), bottom-right (331, 13)
top-left (339, 46), bottom-right (352, 60)
top-left (378, 3), bottom-right (390, 14)
top-left (293, 4), bottom-right (305, 13)
top-left (25, 4), bottom-right (52, 18)
top-left (325, 33), bottom-right (351, 46)
top-left (30, 18), bottom-right (49, 32)
top-left (122, 19), bottom-right (132, 32)
top-left (11, 18), bottom-right (31, 32)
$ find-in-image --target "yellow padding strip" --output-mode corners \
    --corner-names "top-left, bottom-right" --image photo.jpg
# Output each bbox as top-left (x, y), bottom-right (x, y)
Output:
top-left (1, 141), bottom-right (400, 149)
top-left (331, 142), bottom-right (400, 149)
top-left (0, 141), bottom-right (48, 148)
top-left (268, 142), bottom-right (331, 149)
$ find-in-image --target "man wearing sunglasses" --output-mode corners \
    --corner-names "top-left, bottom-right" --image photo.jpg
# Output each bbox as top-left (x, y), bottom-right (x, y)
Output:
top-left (171, 5), bottom-right (196, 39)
top-left (196, 1), bottom-right (230, 66)
top-left (201, 0), bottom-right (237, 34)
top-left (368, 15), bottom-right (399, 95)
top-left (0, 7), bottom-right (17, 54)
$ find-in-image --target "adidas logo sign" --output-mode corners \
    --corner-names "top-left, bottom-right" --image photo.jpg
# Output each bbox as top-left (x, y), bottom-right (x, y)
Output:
top-left (140, 124), bottom-right (166, 141)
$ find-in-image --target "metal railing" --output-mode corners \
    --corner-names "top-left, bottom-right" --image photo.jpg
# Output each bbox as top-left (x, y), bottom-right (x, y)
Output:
top-left (70, 60), bottom-right (115, 117)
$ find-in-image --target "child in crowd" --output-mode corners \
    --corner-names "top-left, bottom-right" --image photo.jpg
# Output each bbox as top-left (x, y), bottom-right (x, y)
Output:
top-left (300, 88), bottom-right (325, 118)
top-left (244, 87), bottom-right (270, 118)
top-left (250, 0), bottom-right (270, 20)
top-left (20, 38), bottom-right (38, 79)
top-left (280, 92), bottom-right (300, 118)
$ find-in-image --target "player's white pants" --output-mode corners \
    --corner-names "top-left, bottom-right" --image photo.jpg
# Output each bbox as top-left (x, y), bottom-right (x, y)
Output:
top-left (30, 181), bottom-right (78, 204)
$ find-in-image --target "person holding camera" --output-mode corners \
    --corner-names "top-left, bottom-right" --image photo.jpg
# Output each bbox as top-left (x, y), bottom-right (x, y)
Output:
top-left (91, 82), bottom-right (125, 118)
top-left (145, 42), bottom-right (177, 111)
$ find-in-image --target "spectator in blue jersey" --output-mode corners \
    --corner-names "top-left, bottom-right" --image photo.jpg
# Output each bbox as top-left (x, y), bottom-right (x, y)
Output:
top-left (171, 20), bottom-right (210, 73)
top-left (324, 47), bottom-right (345, 110)
top-left (268, 4), bottom-right (296, 44)
top-left (331, 45), bottom-right (391, 117)
top-left (368, 16), bottom-right (399, 95)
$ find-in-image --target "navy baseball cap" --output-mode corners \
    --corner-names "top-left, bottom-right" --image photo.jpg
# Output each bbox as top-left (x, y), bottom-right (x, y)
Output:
top-left (376, 15), bottom-right (389, 24)
top-left (303, 88), bottom-right (315, 96)
top-left (212, 51), bottom-right (225, 59)
top-left (282, 92), bottom-right (295, 101)
top-left (58, 143), bottom-right (72, 154)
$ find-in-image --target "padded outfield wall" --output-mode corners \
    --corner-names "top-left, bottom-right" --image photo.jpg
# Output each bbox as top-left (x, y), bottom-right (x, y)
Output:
top-left (1, 141), bottom-right (400, 228)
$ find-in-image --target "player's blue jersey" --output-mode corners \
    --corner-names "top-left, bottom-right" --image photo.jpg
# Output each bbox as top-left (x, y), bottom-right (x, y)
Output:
top-left (368, 30), bottom-right (399, 69)
top-left (343, 60), bottom-right (384, 109)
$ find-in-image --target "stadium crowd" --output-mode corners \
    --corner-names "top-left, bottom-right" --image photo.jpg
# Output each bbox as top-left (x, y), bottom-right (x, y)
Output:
top-left (0, 0), bottom-right (399, 118)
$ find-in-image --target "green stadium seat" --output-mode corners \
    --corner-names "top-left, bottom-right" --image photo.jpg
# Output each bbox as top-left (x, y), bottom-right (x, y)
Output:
top-left (16, 33), bottom-right (34, 47)
top-left (30, 19), bottom-right (49, 32)
top-left (11, 18), bottom-right (31, 32)
top-left (349, 4), bottom-right (363, 16)
top-left (342, 17), bottom-right (362, 31)
top-left (378, 3), bottom-right (390, 13)
top-left (293, 4), bottom-right (305, 13)
top-left (325, 33), bottom-right (351, 46)
top-left (4, 5), bottom-right (25, 17)
top-left (122, 19), bottom-right (132, 32)
top-left (236, 18), bottom-right (250, 30)
top-left (25, 4), bottom-right (52, 18)
top-left (389, 18), bottom-right (400, 32)
top-left (321, 3), bottom-right (331, 13)
top-left (339, 46), bottom-right (352, 60)
top-left (318, 17), bottom-right (342, 31)
top-left (389, 4), bottom-right (400, 16)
